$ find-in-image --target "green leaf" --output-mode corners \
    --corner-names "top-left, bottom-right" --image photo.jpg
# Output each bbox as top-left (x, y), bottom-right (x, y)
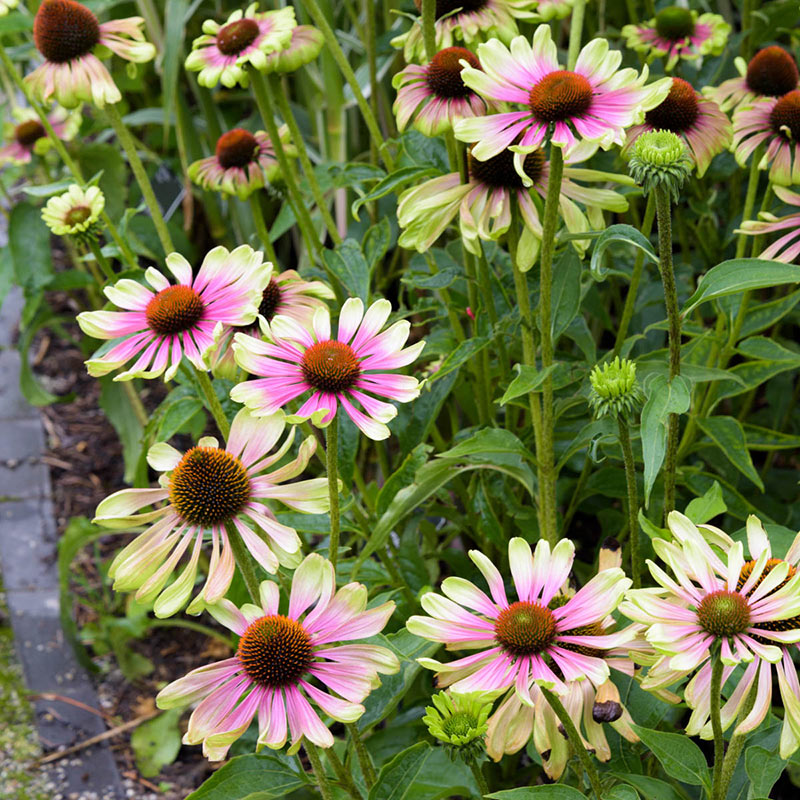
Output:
top-left (322, 239), bottom-right (370, 303)
top-left (612, 773), bottom-right (684, 800)
top-left (682, 259), bottom-right (800, 314)
top-left (631, 724), bottom-right (711, 788)
top-left (185, 753), bottom-right (307, 800)
top-left (162, 0), bottom-right (189, 138)
top-left (377, 444), bottom-right (432, 517)
top-left (684, 481), bottom-right (727, 524)
top-left (742, 423), bottom-right (800, 450)
top-left (589, 223), bottom-right (657, 281)
top-left (351, 166), bottom-right (436, 219)
top-left (131, 710), bottom-right (182, 777)
top-left (78, 143), bottom-right (128, 221)
top-left (363, 217), bottom-right (392, 273)
top-left (697, 416), bottom-right (764, 491)
top-left (99, 376), bottom-right (145, 485)
top-left (736, 335), bottom-right (800, 363)
top-left (401, 267), bottom-right (460, 290)
top-left (394, 370), bottom-right (458, 457)
top-left (745, 745), bottom-right (785, 799)
top-left (9, 201), bottom-right (53, 294)
top-left (488, 787), bottom-right (588, 800)
top-left (430, 336), bottom-right (491, 382)
top-left (21, 179), bottom-right (75, 197)
top-left (498, 363), bottom-right (560, 405)
top-left (0, 11), bottom-right (32, 34)
top-left (158, 395), bottom-right (204, 442)
top-left (16, 311), bottom-right (74, 407)
top-left (640, 375), bottom-right (691, 504)
top-left (551, 248), bottom-right (582, 340)
top-left (604, 788), bottom-right (639, 800)
top-left (740, 287), bottom-right (800, 338)
top-left (368, 743), bottom-right (431, 800)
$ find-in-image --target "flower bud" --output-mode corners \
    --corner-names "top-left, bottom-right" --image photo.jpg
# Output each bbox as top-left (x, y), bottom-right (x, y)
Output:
top-left (588, 357), bottom-right (643, 419)
top-left (422, 691), bottom-right (491, 763)
top-left (627, 129), bottom-right (692, 201)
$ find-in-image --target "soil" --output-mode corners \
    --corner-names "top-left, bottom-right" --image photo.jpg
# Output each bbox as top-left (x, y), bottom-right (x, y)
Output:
top-left (31, 289), bottom-right (223, 799)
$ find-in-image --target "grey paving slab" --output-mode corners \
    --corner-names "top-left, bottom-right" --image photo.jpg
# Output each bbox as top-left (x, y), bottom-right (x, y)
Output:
top-left (0, 499), bottom-right (56, 591)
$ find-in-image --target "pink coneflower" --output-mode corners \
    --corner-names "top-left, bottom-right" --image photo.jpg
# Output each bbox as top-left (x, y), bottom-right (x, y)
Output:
top-left (0, 105), bottom-right (80, 166)
top-left (706, 46), bottom-right (800, 113)
top-left (25, 0), bottom-right (155, 109)
top-left (393, 47), bottom-right (496, 137)
top-left (77, 245), bottom-right (270, 381)
top-left (455, 26), bottom-right (671, 160)
top-left (231, 298), bottom-right (424, 441)
top-left (156, 554), bottom-right (399, 759)
top-left (391, 0), bottom-right (559, 63)
top-left (185, 3), bottom-right (295, 89)
top-left (94, 408), bottom-right (328, 617)
top-left (620, 512), bottom-right (800, 720)
top-left (733, 89), bottom-right (800, 186)
top-left (625, 78), bottom-right (732, 178)
top-left (481, 539), bottom-right (641, 779)
top-left (621, 6), bottom-right (730, 72)
top-left (397, 142), bottom-right (631, 270)
top-left (188, 127), bottom-right (293, 200)
top-left (208, 270), bottom-right (335, 380)
top-left (736, 185), bottom-right (800, 262)
top-left (407, 537), bottom-right (632, 703)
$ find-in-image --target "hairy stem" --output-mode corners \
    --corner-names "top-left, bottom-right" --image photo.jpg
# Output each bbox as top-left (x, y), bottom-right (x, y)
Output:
top-left (225, 520), bottom-right (261, 604)
top-left (191, 366), bottom-right (230, 439)
top-left (249, 193), bottom-right (279, 265)
top-left (617, 416), bottom-right (640, 588)
top-left (710, 652), bottom-right (724, 800)
top-left (326, 746), bottom-right (364, 800)
top-left (715, 683), bottom-right (758, 800)
top-left (327, 414), bottom-right (341, 568)
top-left (305, 742), bottom-right (336, 800)
top-left (469, 761), bottom-right (489, 798)
top-left (347, 723), bottom-right (377, 789)
top-left (421, 0), bottom-right (437, 60)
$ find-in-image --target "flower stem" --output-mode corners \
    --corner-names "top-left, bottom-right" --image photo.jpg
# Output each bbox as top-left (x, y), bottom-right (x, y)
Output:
top-left (617, 416), bottom-right (640, 588)
top-left (421, 0), bottom-right (437, 61)
top-left (122, 380), bottom-right (149, 428)
top-left (347, 723), bottom-right (377, 789)
top-left (710, 652), bottom-right (724, 800)
top-left (249, 68), bottom-right (322, 259)
top-left (541, 688), bottom-right (602, 799)
top-left (249, 193), bottom-right (279, 265)
top-left (191, 366), bottom-right (230, 439)
top-left (326, 746), bottom-right (364, 800)
top-left (104, 102), bottom-right (175, 257)
top-left (225, 520), bottom-right (261, 604)
top-left (305, 742), bottom-right (336, 800)
top-left (736, 151), bottom-right (761, 259)
top-left (326, 413), bottom-right (341, 568)
top-left (715, 683), bottom-right (758, 800)
top-left (653, 183), bottom-right (681, 519)
top-left (266, 73), bottom-right (342, 245)
top-left (86, 237), bottom-right (116, 283)
top-left (566, 0), bottom-right (587, 70)
top-left (538, 144), bottom-right (565, 544)
top-left (614, 193), bottom-right (656, 356)
top-left (507, 205), bottom-right (548, 542)
top-left (302, 0), bottom-right (395, 171)
top-left (469, 761), bottom-right (489, 798)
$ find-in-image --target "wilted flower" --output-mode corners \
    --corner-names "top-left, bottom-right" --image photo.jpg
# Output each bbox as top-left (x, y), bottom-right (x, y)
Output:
top-left (156, 555), bottom-right (399, 759)
top-left (41, 184), bottom-right (104, 238)
top-left (26, 0), bottom-right (155, 108)
top-left (232, 298), bottom-right (424, 440)
top-left (94, 408), bottom-right (328, 616)
top-left (185, 2), bottom-right (295, 88)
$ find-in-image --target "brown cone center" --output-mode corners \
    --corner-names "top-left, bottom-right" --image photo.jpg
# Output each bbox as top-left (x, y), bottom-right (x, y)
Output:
top-left (33, 0), bottom-right (100, 63)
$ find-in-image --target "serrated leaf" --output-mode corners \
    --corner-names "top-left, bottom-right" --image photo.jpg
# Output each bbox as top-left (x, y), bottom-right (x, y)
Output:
top-left (322, 239), bottom-right (370, 302)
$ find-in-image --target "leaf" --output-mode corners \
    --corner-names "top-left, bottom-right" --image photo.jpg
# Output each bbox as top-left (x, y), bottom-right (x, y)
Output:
top-left (551, 248), bottom-right (582, 340)
top-left (604, 788), bottom-right (639, 800)
top-left (684, 481), bottom-right (727, 524)
top-left (430, 336), bottom-right (491, 382)
top-left (322, 239), bottom-right (370, 303)
top-left (631, 725), bottom-right (711, 788)
top-left (394, 370), bottom-right (458, 456)
top-left (640, 375), bottom-right (691, 505)
top-left (9, 201), bottom-right (53, 294)
top-left (0, 11), bottom-right (32, 33)
top-left (612, 773), bottom-right (684, 800)
top-left (78, 143), bottom-right (128, 221)
top-left (162, 0), bottom-right (189, 138)
top-left (363, 217), bottom-right (392, 273)
top-left (402, 747), bottom-right (480, 800)
top-left (745, 745), bottom-right (785, 799)
top-left (16, 311), bottom-right (74, 406)
top-left (697, 416), bottom-right (764, 491)
top-left (158, 395), bottom-right (204, 442)
top-left (377, 444), bottom-right (432, 517)
top-left (589, 223), bottom-right (657, 281)
top-left (185, 753), bottom-right (307, 800)
top-left (742, 423), bottom-right (800, 450)
top-left (99, 376), bottom-right (146, 485)
top-left (498, 363), bottom-right (560, 405)
top-left (401, 267), bottom-right (460, 290)
top-left (351, 165), bottom-right (437, 218)
top-left (740, 287), bottom-right (800, 338)
top-left (488, 788), bottom-right (588, 800)
top-left (368, 743), bottom-right (431, 800)
top-left (682, 259), bottom-right (800, 313)
top-left (131, 710), bottom-right (182, 777)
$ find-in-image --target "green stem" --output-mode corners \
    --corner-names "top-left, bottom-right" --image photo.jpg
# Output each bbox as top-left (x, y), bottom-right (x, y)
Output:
top-left (105, 102), bottom-right (175, 256)
top-left (191, 366), bottom-right (230, 439)
top-left (736, 152), bottom-right (761, 259)
top-left (715, 683), bottom-right (758, 800)
top-left (614, 194), bottom-right (656, 356)
top-left (566, 0), bottom-right (587, 70)
top-left (469, 761), bottom-right (489, 798)
top-left (87, 238), bottom-right (116, 283)
top-left (561, 454), bottom-right (591, 537)
top-left (653, 183), bottom-right (681, 519)
top-left (305, 742), bottom-right (336, 800)
top-left (327, 414), bottom-right (341, 568)
top-left (538, 145), bottom-right (565, 544)
top-left (249, 68), bottom-right (322, 258)
top-left (617, 416), bottom-right (640, 588)
top-left (347, 723), bottom-right (377, 789)
top-left (249, 193), bottom-right (279, 265)
top-left (267, 73), bottom-right (341, 245)
top-left (507, 209), bottom-right (547, 541)
top-left (710, 652), bottom-right (724, 800)
top-left (225, 520), bottom-right (261, 603)
top-left (122, 380), bottom-right (149, 428)
top-left (476, 247), bottom-right (510, 382)
top-left (421, 0), bottom-right (437, 61)
top-left (326, 746), bottom-right (364, 800)
top-left (364, 0), bottom-right (381, 167)
top-left (541, 688), bottom-right (603, 799)
top-left (302, 0), bottom-right (395, 171)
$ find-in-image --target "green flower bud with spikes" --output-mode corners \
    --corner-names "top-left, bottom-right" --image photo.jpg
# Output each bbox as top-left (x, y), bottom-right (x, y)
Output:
top-left (589, 357), bottom-right (643, 419)
top-left (422, 692), bottom-right (490, 763)
top-left (628, 130), bottom-right (692, 202)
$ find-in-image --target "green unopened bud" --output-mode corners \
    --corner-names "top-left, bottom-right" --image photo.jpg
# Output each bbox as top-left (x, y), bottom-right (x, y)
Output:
top-left (589, 357), bottom-right (643, 419)
top-left (628, 130), bottom-right (692, 202)
top-left (422, 692), bottom-right (490, 763)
